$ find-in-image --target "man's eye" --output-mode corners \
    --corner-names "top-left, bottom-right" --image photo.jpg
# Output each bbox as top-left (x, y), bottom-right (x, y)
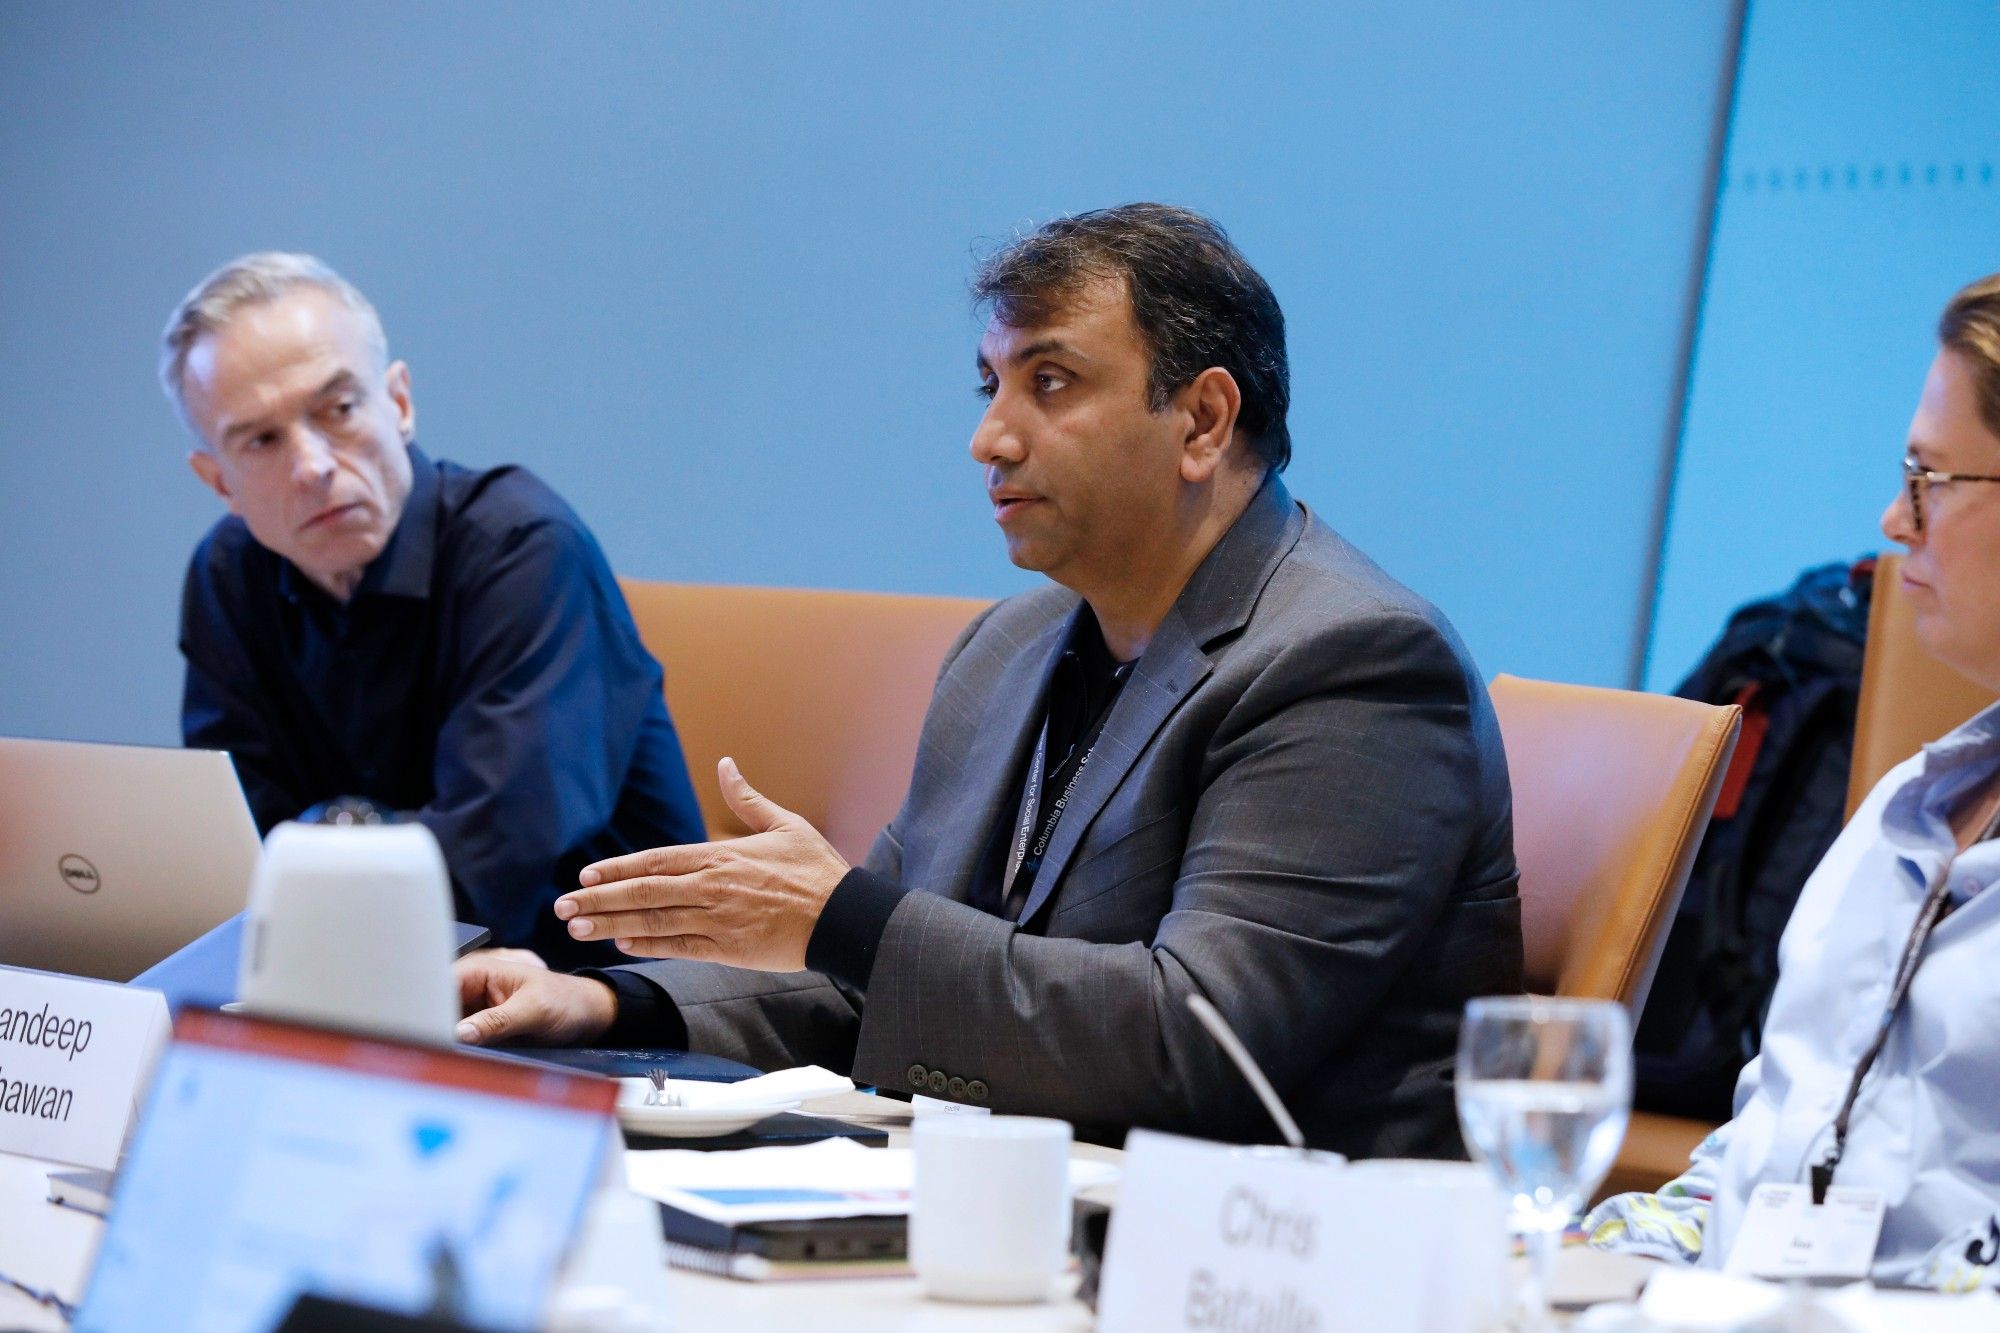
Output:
top-left (247, 433), bottom-right (276, 451)
top-left (975, 381), bottom-right (997, 400)
top-left (1034, 371), bottom-right (1067, 393)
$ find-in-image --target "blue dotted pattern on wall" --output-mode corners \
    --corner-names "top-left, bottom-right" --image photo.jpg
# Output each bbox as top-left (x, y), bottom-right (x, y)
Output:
top-left (1645, 1), bottom-right (2000, 692)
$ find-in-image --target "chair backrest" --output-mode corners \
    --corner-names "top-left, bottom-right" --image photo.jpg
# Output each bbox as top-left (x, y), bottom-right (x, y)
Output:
top-left (619, 580), bottom-right (991, 863)
top-left (1489, 674), bottom-right (1742, 1008)
top-left (1845, 553), bottom-right (1997, 819)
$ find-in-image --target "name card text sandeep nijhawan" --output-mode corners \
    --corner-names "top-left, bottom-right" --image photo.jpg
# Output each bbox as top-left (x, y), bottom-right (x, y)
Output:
top-left (0, 966), bottom-right (170, 1169)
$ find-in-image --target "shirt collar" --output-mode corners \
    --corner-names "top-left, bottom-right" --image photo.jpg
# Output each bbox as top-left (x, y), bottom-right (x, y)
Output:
top-left (275, 444), bottom-right (439, 606)
top-left (1881, 697), bottom-right (2000, 853)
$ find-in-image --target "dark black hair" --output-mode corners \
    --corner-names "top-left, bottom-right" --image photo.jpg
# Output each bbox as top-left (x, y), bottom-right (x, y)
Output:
top-left (972, 203), bottom-right (1291, 472)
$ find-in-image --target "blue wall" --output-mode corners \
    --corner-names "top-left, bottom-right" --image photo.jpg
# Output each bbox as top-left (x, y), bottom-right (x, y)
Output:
top-left (1645, 0), bottom-right (2000, 690)
top-left (0, 3), bottom-right (1736, 746)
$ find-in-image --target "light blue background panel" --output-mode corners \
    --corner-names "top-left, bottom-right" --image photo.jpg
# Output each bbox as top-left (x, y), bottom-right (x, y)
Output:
top-left (0, 4), bottom-right (1736, 746)
top-left (1645, 0), bottom-right (2000, 691)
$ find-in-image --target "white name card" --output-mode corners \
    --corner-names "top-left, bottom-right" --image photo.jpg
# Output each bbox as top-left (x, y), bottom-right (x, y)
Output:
top-left (1724, 1182), bottom-right (1887, 1282)
top-left (0, 966), bottom-right (170, 1170)
top-left (911, 1094), bottom-right (990, 1118)
top-left (1097, 1130), bottom-right (1509, 1333)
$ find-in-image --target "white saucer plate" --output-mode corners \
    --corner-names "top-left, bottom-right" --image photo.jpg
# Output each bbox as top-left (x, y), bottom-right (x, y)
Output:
top-left (614, 1078), bottom-right (802, 1137)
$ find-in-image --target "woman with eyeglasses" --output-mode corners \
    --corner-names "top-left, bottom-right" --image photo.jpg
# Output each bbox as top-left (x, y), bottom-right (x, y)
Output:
top-left (1586, 272), bottom-right (2000, 1291)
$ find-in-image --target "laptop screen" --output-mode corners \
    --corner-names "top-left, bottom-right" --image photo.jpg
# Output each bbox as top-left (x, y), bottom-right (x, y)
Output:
top-left (76, 1009), bottom-right (617, 1333)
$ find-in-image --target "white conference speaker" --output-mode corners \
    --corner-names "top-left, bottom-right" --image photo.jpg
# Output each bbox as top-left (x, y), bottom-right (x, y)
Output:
top-left (238, 820), bottom-right (458, 1045)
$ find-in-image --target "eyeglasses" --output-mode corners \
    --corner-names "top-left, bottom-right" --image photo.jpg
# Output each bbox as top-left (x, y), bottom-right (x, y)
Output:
top-left (1903, 454), bottom-right (2000, 533)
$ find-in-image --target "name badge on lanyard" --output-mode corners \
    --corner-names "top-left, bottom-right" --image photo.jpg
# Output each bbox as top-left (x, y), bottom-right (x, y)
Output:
top-left (1731, 808), bottom-right (2000, 1285)
top-left (1725, 1182), bottom-right (1887, 1281)
top-left (1005, 721), bottom-right (1055, 895)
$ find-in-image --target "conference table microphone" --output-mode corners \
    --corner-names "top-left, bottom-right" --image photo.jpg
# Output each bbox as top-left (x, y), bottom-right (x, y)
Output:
top-left (1186, 994), bottom-right (1317, 1156)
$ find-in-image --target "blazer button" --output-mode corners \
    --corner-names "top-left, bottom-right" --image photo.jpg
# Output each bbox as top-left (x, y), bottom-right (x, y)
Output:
top-left (967, 1080), bottom-right (989, 1102)
top-left (946, 1076), bottom-right (967, 1099)
top-left (907, 1064), bottom-right (929, 1089)
top-left (927, 1070), bottom-right (949, 1094)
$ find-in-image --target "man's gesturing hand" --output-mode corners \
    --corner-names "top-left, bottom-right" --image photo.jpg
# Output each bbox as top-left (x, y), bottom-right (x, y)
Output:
top-left (454, 953), bottom-right (618, 1046)
top-left (555, 757), bottom-right (851, 971)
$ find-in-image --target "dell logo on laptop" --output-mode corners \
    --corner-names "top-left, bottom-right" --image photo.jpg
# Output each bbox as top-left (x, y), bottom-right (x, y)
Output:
top-left (58, 854), bottom-right (101, 894)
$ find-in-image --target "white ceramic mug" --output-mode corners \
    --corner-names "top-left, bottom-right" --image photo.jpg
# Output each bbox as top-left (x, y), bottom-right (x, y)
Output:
top-left (910, 1114), bottom-right (1073, 1302)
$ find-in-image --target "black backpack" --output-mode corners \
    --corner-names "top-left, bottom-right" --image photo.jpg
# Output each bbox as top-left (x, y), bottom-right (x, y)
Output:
top-left (1632, 559), bottom-right (1874, 1120)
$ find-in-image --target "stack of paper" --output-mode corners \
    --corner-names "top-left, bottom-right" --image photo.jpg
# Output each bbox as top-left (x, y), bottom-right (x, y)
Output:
top-left (624, 1139), bottom-right (1118, 1280)
top-left (630, 1137), bottom-right (1114, 1221)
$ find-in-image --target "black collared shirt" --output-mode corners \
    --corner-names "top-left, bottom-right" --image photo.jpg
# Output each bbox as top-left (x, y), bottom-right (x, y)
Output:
top-left (179, 446), bottom-right (706, 967)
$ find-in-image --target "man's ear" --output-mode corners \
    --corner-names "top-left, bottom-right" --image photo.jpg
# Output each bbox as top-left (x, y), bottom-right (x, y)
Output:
top-left (188, 449), bottom-right (236, 511)
top-left (385, 360), bottom-right (415, 442)
top-left (1177, 367), bottom-right (1244, 484)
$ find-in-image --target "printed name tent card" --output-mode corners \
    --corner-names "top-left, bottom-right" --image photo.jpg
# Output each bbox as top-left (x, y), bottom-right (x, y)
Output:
top-left (1097, 1130), bottom-right (1508, 1333)
top-left (0, 965), bottom-right (170, 1169)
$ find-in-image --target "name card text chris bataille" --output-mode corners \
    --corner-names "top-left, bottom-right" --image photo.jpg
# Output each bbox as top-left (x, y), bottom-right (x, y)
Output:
top-left (0, 966), bottom-right (169, 1169)
top-left (1097, 1130), bottom-right (1508, 1333)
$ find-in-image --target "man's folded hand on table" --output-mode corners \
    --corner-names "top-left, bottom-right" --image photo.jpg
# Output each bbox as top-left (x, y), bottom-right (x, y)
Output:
top-left (455, 953), bottom-right (618, 1046)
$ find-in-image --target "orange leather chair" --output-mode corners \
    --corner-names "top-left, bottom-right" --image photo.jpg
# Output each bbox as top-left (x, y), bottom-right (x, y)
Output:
top-left (1845, 553), bottom-right (1997, 818)
top-left (1486, 675), bottom-right (1742, 1200)
top-left (619, 580), bottom-right (991, 864)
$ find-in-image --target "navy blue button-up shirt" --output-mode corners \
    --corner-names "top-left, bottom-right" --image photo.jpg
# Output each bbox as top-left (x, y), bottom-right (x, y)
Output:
top-left (179, 446), bottom-right (705, 966)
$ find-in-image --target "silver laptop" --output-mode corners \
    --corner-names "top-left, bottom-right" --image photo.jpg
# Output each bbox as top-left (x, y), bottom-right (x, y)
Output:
top-left (0, 737), bottom-right (259, 982)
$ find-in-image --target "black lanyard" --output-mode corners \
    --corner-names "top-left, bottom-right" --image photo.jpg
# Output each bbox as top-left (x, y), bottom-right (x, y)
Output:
top-left (1810, 800), bottom-right (2000, 1204)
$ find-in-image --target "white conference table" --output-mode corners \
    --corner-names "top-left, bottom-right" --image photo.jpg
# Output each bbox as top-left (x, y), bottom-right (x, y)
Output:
top-left (0, 1092), bottom-right (1698, 1333)
top-left (0, 1129), bottom-right (1660, 1333)
top-left (0, 1148), bottom-right (99, 1333)
top-left (5, 1096), bottom-right (1988, 1332)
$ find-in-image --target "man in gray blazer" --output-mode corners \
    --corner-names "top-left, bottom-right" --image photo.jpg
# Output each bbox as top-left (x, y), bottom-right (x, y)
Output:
top-left (456, 204), bottom-right (1522, 1158)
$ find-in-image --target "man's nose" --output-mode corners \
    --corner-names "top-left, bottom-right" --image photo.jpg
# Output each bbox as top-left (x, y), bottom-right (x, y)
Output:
top-left (290, 429), bottom-right (337, 487)
top-left (970, 401), bottom-right (1024, 466)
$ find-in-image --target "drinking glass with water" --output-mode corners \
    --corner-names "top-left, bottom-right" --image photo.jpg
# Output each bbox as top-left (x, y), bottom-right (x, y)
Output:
top-left (1456, 996), bottom-right (1631, 1329)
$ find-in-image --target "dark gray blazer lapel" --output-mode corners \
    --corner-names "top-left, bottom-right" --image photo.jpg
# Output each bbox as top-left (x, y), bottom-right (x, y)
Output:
top-left (1012, 613), bottom-right (1209, 926)
top-left (1013, 476), bottom-right (1305, 926)
top-left (927, 608), bottom-right (1075, 902)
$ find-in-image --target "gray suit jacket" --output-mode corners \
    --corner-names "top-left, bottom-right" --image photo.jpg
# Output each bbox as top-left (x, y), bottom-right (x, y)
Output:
top-left (623, 476), bottom-right (1521, 1157)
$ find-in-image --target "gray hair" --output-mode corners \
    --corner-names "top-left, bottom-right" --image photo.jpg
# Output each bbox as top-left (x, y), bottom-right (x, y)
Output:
top-left (159, 252), bottom-right (388, 430)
